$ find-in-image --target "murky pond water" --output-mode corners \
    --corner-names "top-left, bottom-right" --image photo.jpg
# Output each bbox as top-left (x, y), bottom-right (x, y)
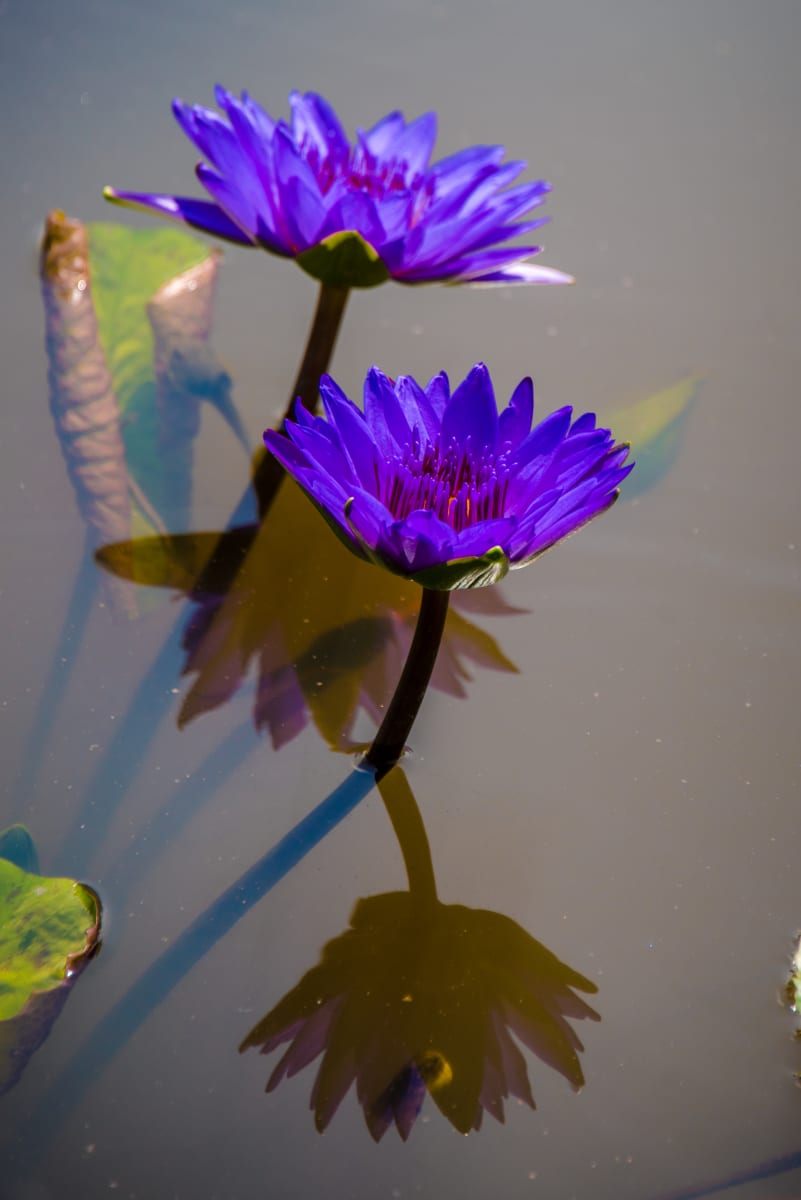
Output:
top-left (2, 1), bottom-right (800, 1197)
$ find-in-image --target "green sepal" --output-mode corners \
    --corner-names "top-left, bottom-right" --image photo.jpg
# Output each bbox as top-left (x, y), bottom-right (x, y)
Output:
top-left (296, 231), bottom-right (391, 289)
top-left (411, 546), bottom-right (511, 591)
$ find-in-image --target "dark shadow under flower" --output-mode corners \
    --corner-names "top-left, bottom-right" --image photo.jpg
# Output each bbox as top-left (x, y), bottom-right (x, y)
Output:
top-left (265, 363), bottom-right (633, 591)
top-left (105, 87), bottom-right (572, 289)
top-left (96, 480), bottom-right (522, 750)
top-left (178, 483), bottom-right (521, 747)
top-left (241, 893), bottom-right (599, 1139)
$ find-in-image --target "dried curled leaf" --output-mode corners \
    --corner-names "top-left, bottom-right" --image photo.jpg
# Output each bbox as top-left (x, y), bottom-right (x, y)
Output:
top-left (40, 211), bottom-right (135, 615)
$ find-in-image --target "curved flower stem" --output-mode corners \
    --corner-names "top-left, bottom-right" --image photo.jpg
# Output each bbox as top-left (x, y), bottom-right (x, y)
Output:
top-left (377, 767), bottom-right (438, 908)
top-left (363, 587), bottom-right (450, 778)
top-left (251, 281), bottom-right (350, 518)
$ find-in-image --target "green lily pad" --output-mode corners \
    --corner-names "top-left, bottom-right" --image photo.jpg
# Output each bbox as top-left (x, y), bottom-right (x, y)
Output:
top-left (297, 231), bottom-right (391, 289)
top-left (0, 852), bottom-right (101, 1094)
top-left (606, 374), bottom-right (701, 498)
top-left (86, 221), bottom-right (208, 413)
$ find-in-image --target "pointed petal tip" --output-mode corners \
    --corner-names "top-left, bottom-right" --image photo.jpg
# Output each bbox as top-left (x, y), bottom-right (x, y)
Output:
top-left (458, 263), bottom-right (576, 288)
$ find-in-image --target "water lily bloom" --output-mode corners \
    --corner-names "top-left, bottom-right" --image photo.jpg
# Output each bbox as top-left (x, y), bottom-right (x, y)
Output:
top-left (104, 87), bottom-right (572, 289)
top-left (264, 363), bottom-right (633, 590)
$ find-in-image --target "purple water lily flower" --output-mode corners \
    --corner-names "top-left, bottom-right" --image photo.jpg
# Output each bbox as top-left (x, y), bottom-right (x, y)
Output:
top-left (264, 363), bottom-right (633, 590)
top-left (105, 87), bottom-right (572, 289)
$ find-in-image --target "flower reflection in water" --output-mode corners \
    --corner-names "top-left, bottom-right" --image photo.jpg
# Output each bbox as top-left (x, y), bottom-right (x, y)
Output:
top-left (98, 478), bottom-right (521, 750)
top-left (241, 768), bottom-right (599, 1138)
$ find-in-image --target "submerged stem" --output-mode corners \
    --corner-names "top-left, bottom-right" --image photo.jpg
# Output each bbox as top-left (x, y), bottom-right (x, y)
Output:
top-left (363, 587), bottom-right (450, 778)
top-left (251, 282), bottom-right (350, 518)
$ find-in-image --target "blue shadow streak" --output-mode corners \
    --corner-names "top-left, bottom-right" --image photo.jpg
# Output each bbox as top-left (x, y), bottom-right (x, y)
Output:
top-left (56, 489), bottom-right (260, 879)
top-left (103, 719), bottom-right (258, 906)
top-left (23, 766), bottom-right (376, 1157)
top-left (13, 537), bottom-right (97, 821)
top-left (55, 616), bottom-right (188, 876)
top-left (650, 1151), bottom-right (801, 1200)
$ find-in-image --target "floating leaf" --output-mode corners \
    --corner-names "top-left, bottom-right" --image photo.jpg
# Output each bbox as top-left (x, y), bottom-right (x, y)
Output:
top-left (605, 375), bottom-right (701, 498)
top-left (0, 851), bottom-right (101, 1095)
top-left (40, 211), bottom-right (136, 616)
top-left (86, 221), bottom-right (207, 412)
top-left (87, 221), bottom-right (241, 527)
top-left (41, 212), bottom-right (250, 611)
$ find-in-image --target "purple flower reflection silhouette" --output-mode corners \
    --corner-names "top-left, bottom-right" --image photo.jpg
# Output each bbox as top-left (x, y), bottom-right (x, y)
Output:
top-left (170, 478), bottom-right (522, 748)
top-left (94, 479), bottom-right (522, 750)
top-left (240, 891), bottom-right (599, 1139)
top-left (264, 364), bottom-right (633, 591)
top-left (105, 88), bottom-right (572, 289)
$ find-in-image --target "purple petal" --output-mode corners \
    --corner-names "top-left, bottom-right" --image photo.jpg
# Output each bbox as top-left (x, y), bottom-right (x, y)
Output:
top-left (318, 191), bottom-right (385, 246)
top-left (513, 406), bottom-right (573, 470)
top-left (171, 99), bottom-right (236, 167)
top-left (103, 188), bottom-right (255, 246)
top-left (510, 485), bottom-right (619, 564)
top-left (282, 421), bottom-right (360, 490)
top-left (390, 510), bottom-right (455, 572)
top-left (429, 144), bottom-right (506, 195)
top-left (289, 90), bottom-right (348, 160)
top-left (464, 261), bottom-right (575, 286)
top-left (394, 375), bottom-right (440, 446)
top-left (196, 162), bottom-right (285, 252)
top-left (452, 518), bottom-right (517, 559)
top-left (215, 85), bottom-right (276, 142)
top-left (212, 88), bottom-right (286, 237)
top-left (389, 111), bottom-right (438, 177)
top-left (426, 160), bottom-right (529, 227)
top-left (441, 362), bottom-right (498, 453)
top-left (370, 194), bottom-right (416, 244)
top-left (318, 376), bottom-right (380, 488)
top-left (361, 111), bottom-right (407, 157)
top-left (273, 128), bottom-right (327, 248)
top-left (498, 377), bottom-right (534, 448)
top-left (424, 371), bottom-right (451, 418)
top-left (363, 368), bottom-right (412, 457)
top-left (405, 179), bottom-right (549, 271)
